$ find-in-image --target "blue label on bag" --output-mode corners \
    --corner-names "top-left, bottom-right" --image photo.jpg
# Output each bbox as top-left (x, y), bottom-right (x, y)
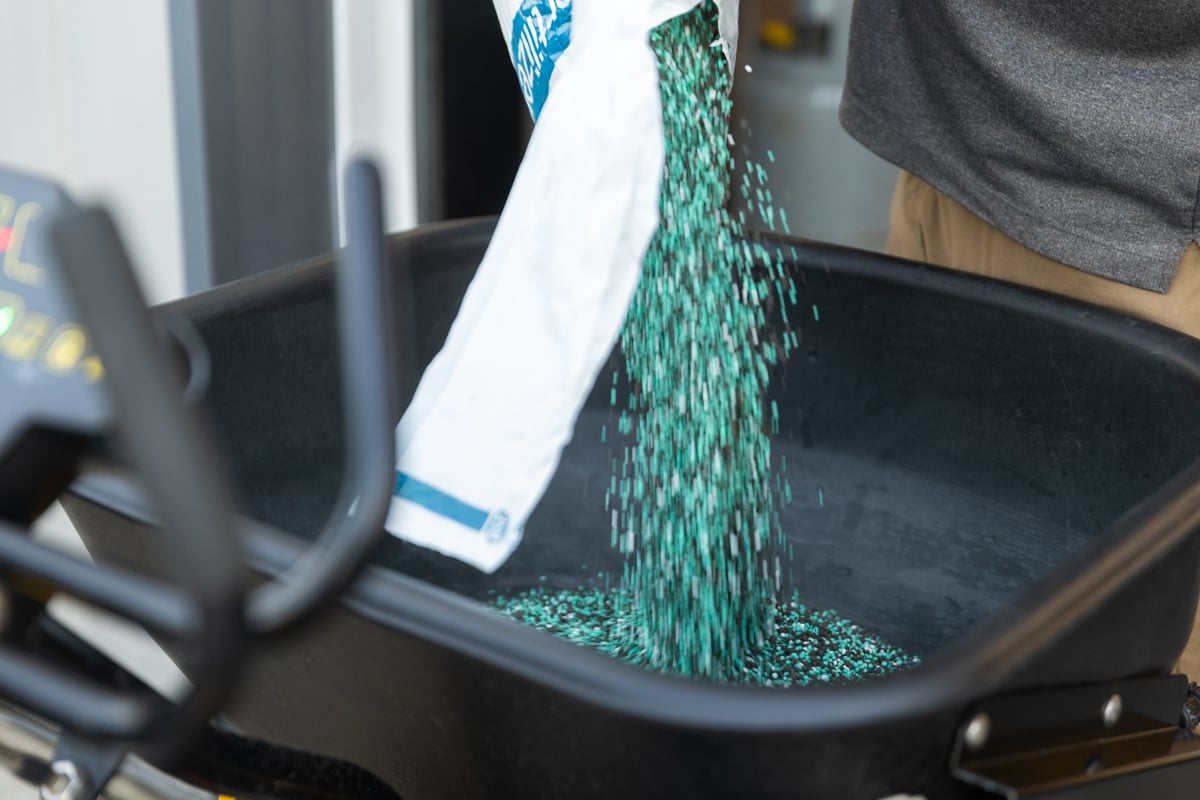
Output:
top-left (395, 472), bottom-right (515, 544)
top-left (511, 0), bottom-right (572, 120)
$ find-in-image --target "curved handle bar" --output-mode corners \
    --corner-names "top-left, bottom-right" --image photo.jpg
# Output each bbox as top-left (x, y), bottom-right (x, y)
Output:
top-left (244, 158), bottom-right (397, 637)
top-left (32, 158), bottom-right (397, 747)
top-left (51, 208), bottom-right (246, 743)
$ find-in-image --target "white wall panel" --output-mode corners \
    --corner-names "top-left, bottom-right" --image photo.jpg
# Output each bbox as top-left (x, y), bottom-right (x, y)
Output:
top-left (333, 0), bottom-right (419, 240)
top-left (0, 0), bottom-right (185, 303)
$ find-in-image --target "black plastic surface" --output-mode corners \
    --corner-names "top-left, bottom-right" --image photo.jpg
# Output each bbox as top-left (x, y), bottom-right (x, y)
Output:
top-left (65, 219), bottom-right (1200, 798)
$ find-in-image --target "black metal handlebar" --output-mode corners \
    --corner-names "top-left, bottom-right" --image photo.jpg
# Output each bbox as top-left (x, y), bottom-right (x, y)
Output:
top-left (8, 158), bottom-right (398, 754)
top-left (244, 158), bottom-right (397, 636)
top-left (50, 207), bottom-right (246, 744)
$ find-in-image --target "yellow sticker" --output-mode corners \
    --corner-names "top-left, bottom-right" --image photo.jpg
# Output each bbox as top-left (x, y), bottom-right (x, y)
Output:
top-left (81, 355), bottom-right (105, 383)
top-left (2, 311), bottom-right (52, 362)
top-left (43, 325), bottom-right (88, 375)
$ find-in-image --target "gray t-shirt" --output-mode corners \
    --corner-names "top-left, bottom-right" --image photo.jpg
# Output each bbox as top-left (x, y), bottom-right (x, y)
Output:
top-left (840, 1), bottom-right (1200, 292)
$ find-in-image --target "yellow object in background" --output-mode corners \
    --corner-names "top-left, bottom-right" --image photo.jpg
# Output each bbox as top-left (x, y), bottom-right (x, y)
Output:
top-left (761, 19), bottom-right (799, 50)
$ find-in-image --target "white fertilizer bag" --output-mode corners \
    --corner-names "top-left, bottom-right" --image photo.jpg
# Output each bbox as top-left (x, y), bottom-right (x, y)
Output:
top-left (385, 0), bottom-right (739, 572)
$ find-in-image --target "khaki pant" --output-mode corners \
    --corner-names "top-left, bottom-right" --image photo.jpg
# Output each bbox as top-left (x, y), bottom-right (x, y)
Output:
top-left (886, 170), bottom-right (1200, 337)
top-left (885, 171), bottom-right (1200, 677)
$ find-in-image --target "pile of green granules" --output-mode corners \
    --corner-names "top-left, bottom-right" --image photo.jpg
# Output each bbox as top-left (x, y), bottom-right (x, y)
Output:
top-left (492, 2), bottom-right (919, 686)
top-left (494, 588), bottom-right (916, 687)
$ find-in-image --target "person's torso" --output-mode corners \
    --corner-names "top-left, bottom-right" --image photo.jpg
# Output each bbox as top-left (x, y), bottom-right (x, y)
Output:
top-left (841, 0), bottom-right (1200, 291)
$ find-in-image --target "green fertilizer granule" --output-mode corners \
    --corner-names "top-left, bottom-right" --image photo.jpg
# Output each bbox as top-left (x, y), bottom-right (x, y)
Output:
top-left (492, 588), bottom-right (920, 688)
top-left (605, 0), bottom-right (800, 684)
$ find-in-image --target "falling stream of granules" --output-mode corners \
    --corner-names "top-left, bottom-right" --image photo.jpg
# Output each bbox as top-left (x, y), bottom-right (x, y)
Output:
top-left (493, 3), bottom-right (918, 685)
top-left (608, 4), bottom-right (785, 680)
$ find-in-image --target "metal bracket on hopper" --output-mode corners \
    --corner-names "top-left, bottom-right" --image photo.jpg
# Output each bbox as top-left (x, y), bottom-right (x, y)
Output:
top-left (950, 674), bottom-right (1200, 798)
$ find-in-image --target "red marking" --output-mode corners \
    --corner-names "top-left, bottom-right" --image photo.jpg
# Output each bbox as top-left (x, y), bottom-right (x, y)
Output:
top-left (0, 227), bottom-right (11, 252)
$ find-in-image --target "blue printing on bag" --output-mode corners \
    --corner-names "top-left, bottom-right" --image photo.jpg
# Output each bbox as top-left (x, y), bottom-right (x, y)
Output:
top-left (511, 0), bottom-right (573, 120)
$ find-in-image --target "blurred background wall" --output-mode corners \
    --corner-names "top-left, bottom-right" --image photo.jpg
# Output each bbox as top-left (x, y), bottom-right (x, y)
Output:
top-left (0, 0), bottom-right (893, 304)
top-left (735, 0), bottom-right (896, 250)
top-left (0, 1), bottom-right (185, 303)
